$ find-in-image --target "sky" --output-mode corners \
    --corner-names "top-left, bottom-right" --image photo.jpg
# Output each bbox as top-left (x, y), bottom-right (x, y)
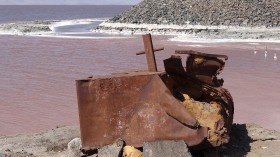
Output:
top-left (0, 0), bottom-right (142, 5)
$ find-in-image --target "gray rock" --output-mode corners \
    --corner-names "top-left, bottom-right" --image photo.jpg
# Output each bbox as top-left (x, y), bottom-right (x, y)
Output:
top-left (67, 138), bottom-right (81, 157)
top-left (108, 0), bottom-right (280, 28)
top-left (98, 139), bottom-right (124, 157)
top-left (143, 140), bottom-right (192, 157)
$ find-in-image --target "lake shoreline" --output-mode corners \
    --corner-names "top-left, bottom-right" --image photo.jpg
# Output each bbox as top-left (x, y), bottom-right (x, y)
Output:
top-left (2, 19), bottom-right (280, 43)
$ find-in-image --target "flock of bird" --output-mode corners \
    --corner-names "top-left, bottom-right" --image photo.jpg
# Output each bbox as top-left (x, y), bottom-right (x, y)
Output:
top-left (254, 45), bottom-right (277, 61)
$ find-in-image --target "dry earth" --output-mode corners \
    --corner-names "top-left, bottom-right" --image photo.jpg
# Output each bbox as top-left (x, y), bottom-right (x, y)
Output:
top-left (0, 126), bottom-right (80, 157)
top-left (0, 124), bottom-right (280, 157)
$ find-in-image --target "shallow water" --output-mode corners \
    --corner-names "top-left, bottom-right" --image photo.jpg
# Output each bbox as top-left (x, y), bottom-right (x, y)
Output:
top-left (0, 35), bottom-right (144, 135)
top-left (0, 35), bottom-right (280, 135)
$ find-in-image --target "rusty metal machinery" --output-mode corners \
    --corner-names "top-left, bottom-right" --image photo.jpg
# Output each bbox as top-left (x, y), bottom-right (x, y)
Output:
top-left (163, 54), bottom-right (234, 148)
top-left (76, 34), bottom-right (234, 154)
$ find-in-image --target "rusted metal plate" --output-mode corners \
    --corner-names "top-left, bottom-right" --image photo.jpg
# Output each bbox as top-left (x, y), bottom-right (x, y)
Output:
top-left (76, 71), bottom-right (208, 153)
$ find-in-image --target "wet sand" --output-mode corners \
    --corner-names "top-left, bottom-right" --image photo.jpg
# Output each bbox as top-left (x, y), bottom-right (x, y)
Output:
top-left (0, 35), bottom-right (279, 135)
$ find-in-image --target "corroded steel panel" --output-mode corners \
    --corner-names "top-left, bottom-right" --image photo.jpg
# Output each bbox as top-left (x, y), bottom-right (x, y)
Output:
top-left (76, 72), bottom-right (208, 153)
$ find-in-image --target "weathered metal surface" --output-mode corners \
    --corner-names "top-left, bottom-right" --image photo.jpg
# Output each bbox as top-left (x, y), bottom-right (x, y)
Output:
top-left (175, 50), bottom-right (228, 60)
top-left (172, 50), bottom-right (227, 87)
top-left (77, 72), bottom-right (208, 153)
top-left (142, 34), bottom-right (158, 72)
top-left (76, 34), bottom-right (234, 154)
top-left (164, 55), bottom-right (234, 147)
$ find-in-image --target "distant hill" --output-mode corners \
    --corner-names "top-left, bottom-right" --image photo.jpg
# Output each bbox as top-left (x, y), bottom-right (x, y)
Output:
top-left (109, 0), bottom-right (280, 27)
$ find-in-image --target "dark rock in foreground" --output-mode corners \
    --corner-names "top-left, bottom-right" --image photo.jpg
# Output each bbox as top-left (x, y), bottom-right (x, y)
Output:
top-left (110, 0), bottom-right (280, 27)
top-left (98, 140), bottom-right (124, 157)
top-left (143, 140), bottom-right (192, 157)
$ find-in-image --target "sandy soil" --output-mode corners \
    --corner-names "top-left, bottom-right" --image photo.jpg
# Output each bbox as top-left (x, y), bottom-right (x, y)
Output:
top-left (198, 123), bottom-right (280, 157)
top-left (0, 126), bottom-right (80, 157)
top-left (0, 124), bottom-right (279, 157)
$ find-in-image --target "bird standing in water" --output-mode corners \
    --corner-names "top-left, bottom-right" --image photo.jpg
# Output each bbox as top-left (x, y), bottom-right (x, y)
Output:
top-left (254, 45), bottom-right (257, 54)
top-left (265, 46), bottom-right (268, 59)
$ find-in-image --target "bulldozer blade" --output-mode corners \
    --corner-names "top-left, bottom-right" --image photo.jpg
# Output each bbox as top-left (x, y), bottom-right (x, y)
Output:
top-left (76, 71), bottom-right (208, 153)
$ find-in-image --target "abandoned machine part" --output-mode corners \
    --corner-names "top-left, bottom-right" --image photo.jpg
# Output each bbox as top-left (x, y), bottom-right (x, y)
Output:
top-left (163, 53), bottom-right (234, 148)
top-left (76, 34), bottom-right (234, 154)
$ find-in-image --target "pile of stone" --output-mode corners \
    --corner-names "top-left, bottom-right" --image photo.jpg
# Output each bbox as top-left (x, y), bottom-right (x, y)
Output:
top-left (109, 0), bottom-right (280, 27)
top-left (67, 138), bottom-right (192, 157)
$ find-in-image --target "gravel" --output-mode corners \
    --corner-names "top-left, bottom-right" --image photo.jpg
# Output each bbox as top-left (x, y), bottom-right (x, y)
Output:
top-left (110, 0), bottom-right (280, 28)
top-left (95, 0), bottom-right (280, 41)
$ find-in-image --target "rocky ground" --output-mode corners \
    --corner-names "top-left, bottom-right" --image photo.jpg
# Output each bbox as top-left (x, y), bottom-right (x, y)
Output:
top-left (110, 0), bottom-right (280, 27)
top-left (0, 126), bottom-right (80, 157)
top-left (0, 20), bottom-right (56, 35)
top-left (202, 123), bottom-right (280, 157)
top-left (95, 0), bottom-right (280, 41)
top-left (0, 123), bottom-right (280, 157)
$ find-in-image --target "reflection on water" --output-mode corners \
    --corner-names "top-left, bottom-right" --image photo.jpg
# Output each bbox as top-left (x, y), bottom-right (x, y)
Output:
top-left (253, 45), bottom-right (279, 61)
top-left (0, 35), bottom-right (280, 135)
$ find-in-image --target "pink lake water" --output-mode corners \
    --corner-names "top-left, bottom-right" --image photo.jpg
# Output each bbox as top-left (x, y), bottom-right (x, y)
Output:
top-left (0, 35), bottom-right (280, 135)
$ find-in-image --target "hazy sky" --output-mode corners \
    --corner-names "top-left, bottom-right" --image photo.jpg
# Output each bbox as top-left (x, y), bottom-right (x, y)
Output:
top-left (0, 0), bottom-right (142, 5)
